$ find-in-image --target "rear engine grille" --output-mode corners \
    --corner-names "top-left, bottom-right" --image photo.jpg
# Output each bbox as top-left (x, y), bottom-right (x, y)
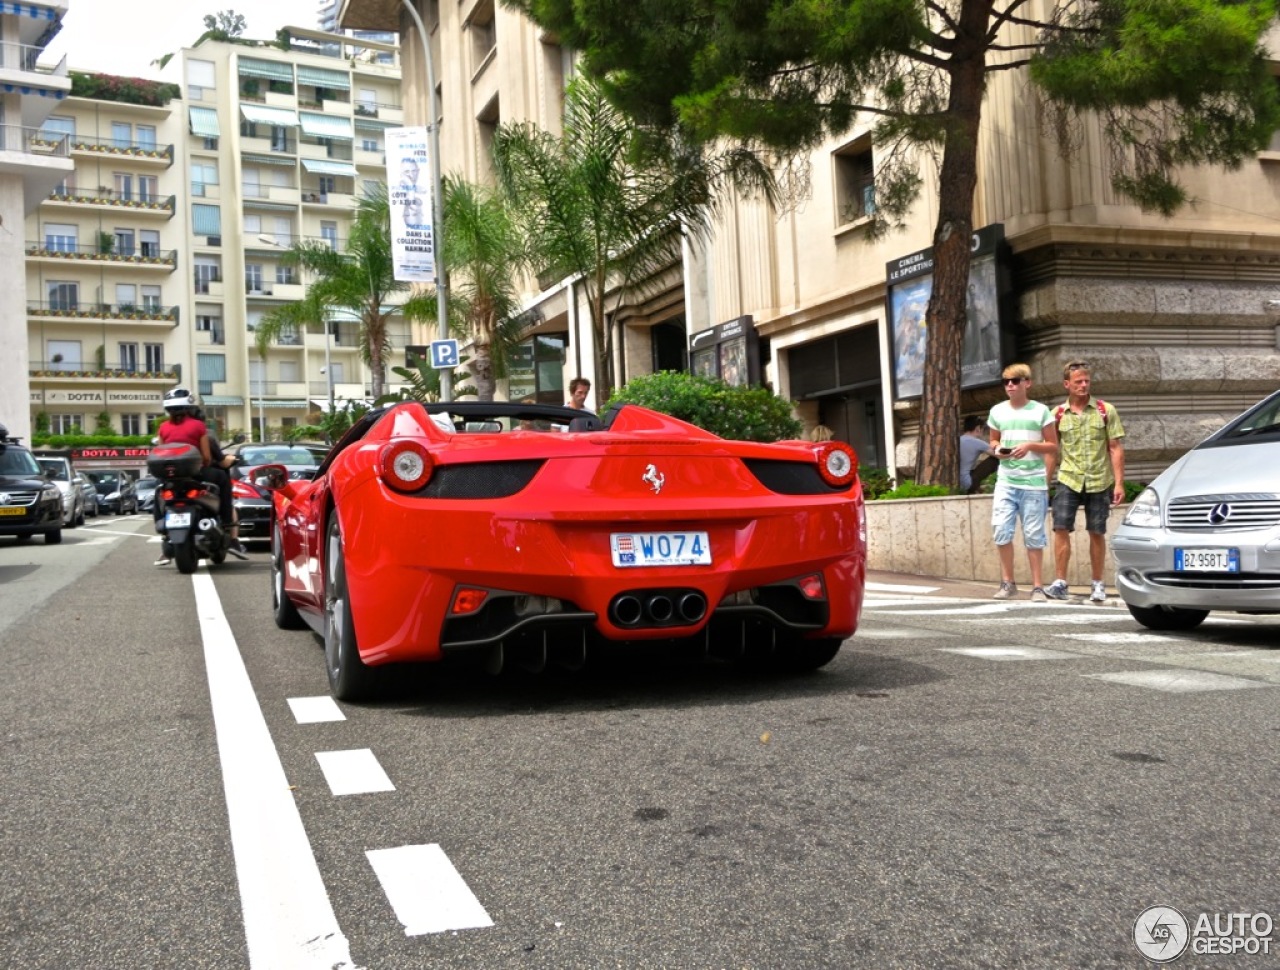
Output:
top-left (419, 460), bottom-right (545, 499)
top-left (744, 459), bottom-right (849, 495)
top-left (1167, 493), bottom-right (1280, 532)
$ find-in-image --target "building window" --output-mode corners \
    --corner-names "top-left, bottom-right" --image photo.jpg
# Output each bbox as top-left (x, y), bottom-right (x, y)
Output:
top-left (279, 360), bottom-right (300, 382)
top-left (834, 137), bottom-right (875, 225)
top-left (119, 342), bottom-right (139, 372)
top-left (121, 414), bottom-right (142, 436)
top-left (140, 230), bottom-right (160, 258)
top-left (194, 260), bottom-right (221, 294)
top-left (51, 414), bottom-right (82, 434)
top-left (43, 223), bottom-right (77, 253)
top-left (139, 175), bottom-right (158, 202)
top-left (320, 221), bottom-right (338, 250)
top-left (116, 284), bottom-right (137, 307)
top-left (39, 115), bottom-right (75, 143)
top-left (111, 121), bottom-right (132, 149)
top-left (136, 125), bottom-right (157, 150)
top-left (197, 353), bottom-right (226, 397)
top-left (114, 229), bottom-right (135, 257)
top-left (468, 0), bottom-right (497, 69)
top-left (145, 343), bottom-right (164, 372)
top-left (191, 161), bottom-right (218, 197)
top-left (192, 204), bottom-right (222, 238)
top-left (506, 333), bottom-right (567, 404)
top-left (142, 286), bottom-right (162, 310)
top-left (187, 58), bottom-right (216, 100)
top-left (246, 263), bottom-right (264, 293)
top-left (47, 281), bottom-right (78, 311)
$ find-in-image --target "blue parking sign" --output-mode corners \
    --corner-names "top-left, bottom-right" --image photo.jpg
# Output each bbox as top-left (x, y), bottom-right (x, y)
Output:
top-left (429, 339), bottom-right (459, 369)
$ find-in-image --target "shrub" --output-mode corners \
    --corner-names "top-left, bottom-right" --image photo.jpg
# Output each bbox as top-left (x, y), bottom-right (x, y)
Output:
top-left (871, 480), bottom-right (952, 501)
top-left (1122, 479), bottom-right (1146, 504)
top-left (605, 371), bottom-right (802, 442)
top-left (859, 466), bottom-right (895, 499)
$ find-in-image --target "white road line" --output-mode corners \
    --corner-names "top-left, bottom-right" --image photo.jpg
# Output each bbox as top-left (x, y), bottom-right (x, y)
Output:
top-left (1084, 670), bottom-right (1273, 693)
top-left (191, 573), bottom-right (359, 970)
top-left (366, 844), bottom-right (494, 936)
top-left (288, 695), bottom-right (346, 724)
top-left (315, 749), bottom-right (396, 796)
top-left (938, 646), bottom-right (1084, 661)
top-left (866, 581), bottom-right (941, 594)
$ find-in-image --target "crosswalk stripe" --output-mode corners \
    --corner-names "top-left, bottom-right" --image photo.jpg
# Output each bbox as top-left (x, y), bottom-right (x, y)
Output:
top-left (367, 844), bottom-right (494, 936)
top-left (288, 695), bottom-right (346, 724)
top-left (315, 749), bottom-right (396, 796)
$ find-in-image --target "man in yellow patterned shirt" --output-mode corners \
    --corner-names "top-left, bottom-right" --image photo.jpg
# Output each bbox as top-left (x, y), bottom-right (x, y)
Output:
top-left (1045, 361), bottom-right (1125, 603)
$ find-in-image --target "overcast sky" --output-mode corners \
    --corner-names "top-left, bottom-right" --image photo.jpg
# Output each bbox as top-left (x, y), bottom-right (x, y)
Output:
top-left (43, 2), bottom-right (328, 79)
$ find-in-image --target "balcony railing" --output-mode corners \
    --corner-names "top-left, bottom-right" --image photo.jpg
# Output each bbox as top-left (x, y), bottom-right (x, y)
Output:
top-left (194, 274), bottom-right (222, 294)
top-left (69, 138), bottom-right (174, 163)
top-left (48, 186), bottom-right (176, 213)
top-left (6, 126), bottom-right (70, 157)
top-left (0, 42), bottom-right (67, 74)
top-left (26, 242), bottom-right (178, 266)
top-left (29, 362), bottom-right (179, 380)
top-left (27, 301), bottom-right (180, 323)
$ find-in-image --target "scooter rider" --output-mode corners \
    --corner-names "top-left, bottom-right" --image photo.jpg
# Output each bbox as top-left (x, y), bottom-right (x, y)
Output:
top-left (154, 388), bottom-right (247, 563)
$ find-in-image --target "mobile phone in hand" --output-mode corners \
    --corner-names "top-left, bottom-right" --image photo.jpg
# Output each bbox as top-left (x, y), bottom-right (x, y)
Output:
top-left (996, 447), bottom-right (1013, 457)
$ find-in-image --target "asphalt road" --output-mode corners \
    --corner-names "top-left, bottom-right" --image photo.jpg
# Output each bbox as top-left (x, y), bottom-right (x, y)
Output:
top-left (2, 518), bottom-right (1277, 969)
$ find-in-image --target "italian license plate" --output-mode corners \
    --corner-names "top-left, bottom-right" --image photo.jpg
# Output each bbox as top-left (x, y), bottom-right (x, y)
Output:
top-left (0, 507), bottom-right (24, 516)
top-left (165, 512), bottom-right (191, 528)
top-left (1174, 547), bottom-right (1239, 572)
top-left (611, 531), bottom-right (711, 567)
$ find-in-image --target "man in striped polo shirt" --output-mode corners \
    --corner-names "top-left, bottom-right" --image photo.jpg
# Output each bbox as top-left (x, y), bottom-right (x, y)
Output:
top-left (986, 363), bottom-right (1059, 601)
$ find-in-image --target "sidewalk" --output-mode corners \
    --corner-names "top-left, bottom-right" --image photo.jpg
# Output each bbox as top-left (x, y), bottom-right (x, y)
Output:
top-left (866, 569), bottom-right (1124, 607)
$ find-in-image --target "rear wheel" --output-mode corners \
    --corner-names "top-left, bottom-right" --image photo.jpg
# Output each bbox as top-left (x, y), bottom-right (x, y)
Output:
top-left (324, 514), bottom-right (379, 701)
top-left (272, 525), bottom-right (306, 630)
top-left (174, 541), bottom-right (198, 574)
top-left (1127, 603), bottom-right (1208, 631)
top-left (774, 636), bottom-right (843, 672)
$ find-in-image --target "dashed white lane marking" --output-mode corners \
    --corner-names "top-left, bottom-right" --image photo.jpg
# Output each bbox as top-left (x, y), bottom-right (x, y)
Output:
top-left (191, 573), bottom-right (359, 970)
top-left (1059, 632), bottom-right (1182, 644)
top-left (289, 695), bottom-right (346, 723)
top-left (367, 844), bottom-right (494, 936)
top-left (866, 581), bottom-right (941, 594)
top-left (938, 646), bottom-right (1084, 661)
top-left (857, 625), bottom-right (958, 639)
top-left (315, 749), bottom-right (396, 796)
top-left (1084, 670), bottom-right (1272, 693)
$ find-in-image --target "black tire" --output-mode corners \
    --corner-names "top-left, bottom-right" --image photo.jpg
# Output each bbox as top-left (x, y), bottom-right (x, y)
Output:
top-left (174, 541), bottom-right (198, 574)
top-left (272, 525), bottom-right (307, 630)
top-left (324, 514), bottom-right (380, 701)
top-left (16, 534), bottom-right (33, 544)
top-left (44, 528), bottom-right (62, 545)
top-left (775, 636), bottom-right (843, 672)
top-left (1126, 603), bottom-right (1208, 631)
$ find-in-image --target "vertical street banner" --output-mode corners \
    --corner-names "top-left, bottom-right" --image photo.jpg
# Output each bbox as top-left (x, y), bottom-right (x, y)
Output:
top-left (386, 127), bottom-right (434, 282)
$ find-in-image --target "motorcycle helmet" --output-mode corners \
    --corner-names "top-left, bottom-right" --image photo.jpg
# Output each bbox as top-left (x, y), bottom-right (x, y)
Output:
top-left (164, 387), bottom-right (196, 414)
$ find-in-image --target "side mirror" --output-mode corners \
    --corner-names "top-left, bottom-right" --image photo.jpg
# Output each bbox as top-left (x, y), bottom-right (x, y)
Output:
top-left (250, 463), bottom-right (289, 491)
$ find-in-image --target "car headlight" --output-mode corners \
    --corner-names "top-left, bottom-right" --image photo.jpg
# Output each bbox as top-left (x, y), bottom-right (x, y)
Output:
top-left (107, 491), bottom-right (121, 501)
top-left (41, 485), bottom-right (60, 501)
top-left (1123, 487), bottom-right (1162, 528)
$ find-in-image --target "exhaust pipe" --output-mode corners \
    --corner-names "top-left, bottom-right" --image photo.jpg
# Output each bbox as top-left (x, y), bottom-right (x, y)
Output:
top-left (612, 594), bottom-right (643, 627)
top-left (677, 592), bottom-right (707, 623)
top-left (645, 594), bottom-right (673, 623)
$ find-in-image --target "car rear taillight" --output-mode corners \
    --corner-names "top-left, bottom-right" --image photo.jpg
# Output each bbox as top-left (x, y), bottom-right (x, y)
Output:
top-left (815, 441), bottom-right (857, 487)
top-left (379, 440), bottom-right (433, 492)
top-left (231, 480), bottom-right (260, 500)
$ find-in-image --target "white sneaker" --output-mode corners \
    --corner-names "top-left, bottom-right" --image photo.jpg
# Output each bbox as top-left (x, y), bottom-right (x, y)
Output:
top-left (1044, 580), bottom-right (1070, 600)
top-left (1090, 582), bottom-right (1107, 603)
top-left (993, 581), bottom-right (1017, 600)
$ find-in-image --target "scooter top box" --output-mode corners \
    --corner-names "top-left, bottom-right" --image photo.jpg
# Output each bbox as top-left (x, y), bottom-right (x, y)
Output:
top-left (147, 443), bottom-right (202, 479)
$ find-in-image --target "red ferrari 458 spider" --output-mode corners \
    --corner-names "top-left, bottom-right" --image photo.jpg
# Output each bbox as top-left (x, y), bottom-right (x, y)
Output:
top-left (254, 400), bottom-right (866, 700)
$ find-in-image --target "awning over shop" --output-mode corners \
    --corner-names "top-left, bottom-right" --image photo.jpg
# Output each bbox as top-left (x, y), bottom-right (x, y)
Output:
top-left (202, 395), bottom-right (244, 406)
top-left (296, 65), bottom-right (350, 90)
top-left (240, 104), bottom-right (299, 127)
top-left (239, 57), bottom-right (293, 83)
top-left (302, 158), bottom-right (358, 178)
top-left (299, 112), bottom-right (353, 140)
top-left (189, 106), bottom-right (220, 138)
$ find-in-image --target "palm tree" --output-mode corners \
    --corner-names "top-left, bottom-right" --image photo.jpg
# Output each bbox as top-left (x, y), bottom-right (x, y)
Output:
top-left (492, 75), bottom-right (770, 401)
top-left (256, 185), bottom-right (429, 402)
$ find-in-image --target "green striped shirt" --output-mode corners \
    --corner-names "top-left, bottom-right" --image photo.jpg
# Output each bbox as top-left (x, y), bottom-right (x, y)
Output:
top-left (987, 400), bottom-right (1052, 490)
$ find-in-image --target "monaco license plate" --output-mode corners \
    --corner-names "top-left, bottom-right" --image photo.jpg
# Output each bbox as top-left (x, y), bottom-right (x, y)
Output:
top-left (165, 512), bottom-right (191, 529)
top-left (611, 531), bottom-right (711, 568)
top-left (1174, 547), bottom-right (1239, 572)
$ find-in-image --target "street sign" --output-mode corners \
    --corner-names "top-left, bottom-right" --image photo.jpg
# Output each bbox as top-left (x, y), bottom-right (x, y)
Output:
top-left (429, 339), bottom-right (459, 369)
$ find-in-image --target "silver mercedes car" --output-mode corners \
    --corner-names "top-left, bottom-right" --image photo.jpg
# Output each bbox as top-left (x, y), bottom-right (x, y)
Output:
top-left (1112, 388), bottom-right (1280, 630)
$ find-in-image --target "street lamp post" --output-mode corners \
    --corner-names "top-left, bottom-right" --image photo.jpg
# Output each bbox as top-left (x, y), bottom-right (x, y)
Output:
top-left (399, 0), bottom-right (451, 402)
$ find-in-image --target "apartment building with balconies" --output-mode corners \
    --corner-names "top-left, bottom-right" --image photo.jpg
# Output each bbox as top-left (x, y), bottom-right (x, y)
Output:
top-left (342, 0), bottom-right (1280, 481)
top-left (165, 26), bottom-right (409, 440)
top-left (1, 0), bottom-right (71, 442)
top-left (24, 74), bottom-right (185, 438)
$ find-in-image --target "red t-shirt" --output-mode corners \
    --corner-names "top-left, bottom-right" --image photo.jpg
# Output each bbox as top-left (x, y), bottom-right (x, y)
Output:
top-left (158, 416), bottom-right (209, 454)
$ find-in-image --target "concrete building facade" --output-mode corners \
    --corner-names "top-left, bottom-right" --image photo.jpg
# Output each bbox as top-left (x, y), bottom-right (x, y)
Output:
top-left (22, 24), bottom-right (412, 442)
top-left (341, 0), bottom-right (1280, 479)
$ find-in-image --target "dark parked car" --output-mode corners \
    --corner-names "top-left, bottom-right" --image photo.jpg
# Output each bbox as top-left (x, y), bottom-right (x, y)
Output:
top-left (225, 443), bottom-right (324, 545)
top-left (76, 472), bottom-right (99, 517)
top-left (135, 476), bottom-right (160, 512)
top-left (87, 471), bottom-right (139, 514)
top-left (0, 424), bottom-right (63, 544)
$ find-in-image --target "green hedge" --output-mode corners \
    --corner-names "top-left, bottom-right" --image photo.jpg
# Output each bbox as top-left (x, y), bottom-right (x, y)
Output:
top-left (605, 372), bottom-right (802, 442)
top-left (32, 434), bottom-right (152, 448)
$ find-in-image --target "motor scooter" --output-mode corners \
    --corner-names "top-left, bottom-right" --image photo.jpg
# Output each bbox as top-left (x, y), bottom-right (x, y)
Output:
top-left (148, 443), bottom-right (231, 574)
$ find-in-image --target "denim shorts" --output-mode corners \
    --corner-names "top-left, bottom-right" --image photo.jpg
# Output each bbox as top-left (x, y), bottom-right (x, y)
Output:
top-left (991, 482), bottom-right (1048, 549)
top-left (1052, 484), bottom-right (1112, 534)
